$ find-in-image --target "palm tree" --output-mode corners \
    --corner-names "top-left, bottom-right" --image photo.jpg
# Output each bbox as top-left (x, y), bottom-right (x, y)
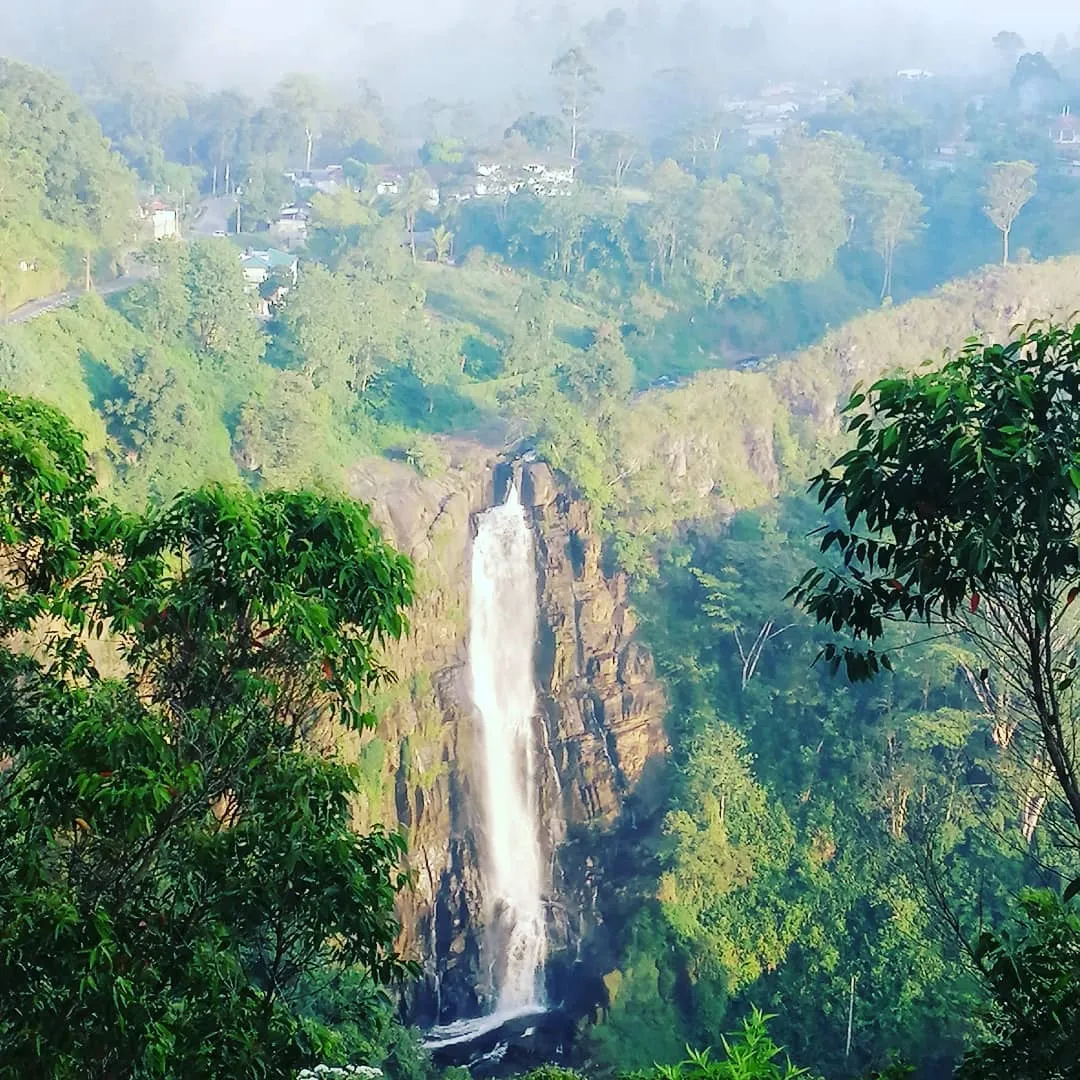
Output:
top-left (431, 225), bottom-right (454, 264)
top-left (397, 172), bottom-right (433, 263)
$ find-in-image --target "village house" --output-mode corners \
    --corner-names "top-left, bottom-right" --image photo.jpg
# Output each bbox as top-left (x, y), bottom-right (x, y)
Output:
top-left (287, 165), bottom-right (345, 195)
top-left (239, 248), bottom-right (299, 288)
top-left (271, 204), bottom-right (310, 247)
top-left (1050, 107), bottom-right (1080, 151)
top-left (373, 167), bottom-right (403, 197)
top-left (140, 199), bottom-right (179, 240)
top-left (467, 157), bottom-right (576, 200)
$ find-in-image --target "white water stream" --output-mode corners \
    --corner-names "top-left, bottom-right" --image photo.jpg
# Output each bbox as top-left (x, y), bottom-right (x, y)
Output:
top-left (469, 483), bottom-right (547, 1013)
top-left (424, 483), bottom-right (548, 1051)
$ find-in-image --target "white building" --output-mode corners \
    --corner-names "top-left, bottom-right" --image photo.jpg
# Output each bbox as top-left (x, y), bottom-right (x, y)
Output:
top-left (150, 208), bottom-right (178, 240)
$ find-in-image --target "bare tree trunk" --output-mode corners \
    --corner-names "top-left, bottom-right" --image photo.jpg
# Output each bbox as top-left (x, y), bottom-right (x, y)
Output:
top-left (733, 622), bottom-right (793, 689)
top-left (845, 975), bottom-right (856, 1058)
top-left (1020, 754), bottom-right (1053, 842)
top-left (887, 782), bottom-right (910, 839)
top-left (305, 126), bottom-right (315, 173)
top-left (1002, 226), bottom-right (1010, 267)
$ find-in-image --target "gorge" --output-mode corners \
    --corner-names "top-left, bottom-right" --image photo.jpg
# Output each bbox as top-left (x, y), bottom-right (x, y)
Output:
top-left (337, 260), bottom-right (1080, 1069)
top-left (345, 451), bottom-right (669, 1048)
top-left (8, 28), bottom-right (1080, 1076)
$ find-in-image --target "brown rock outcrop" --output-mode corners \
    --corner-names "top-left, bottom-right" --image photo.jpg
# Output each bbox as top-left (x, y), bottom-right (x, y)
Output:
top-left (530, 487), bottom-right (667, 827)
top-left (343, 445), bottom-right (667, 1025)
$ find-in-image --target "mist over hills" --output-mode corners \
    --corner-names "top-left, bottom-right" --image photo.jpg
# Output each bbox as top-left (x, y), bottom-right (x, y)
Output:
top-left (3, 0), bottom-right (1076, 118)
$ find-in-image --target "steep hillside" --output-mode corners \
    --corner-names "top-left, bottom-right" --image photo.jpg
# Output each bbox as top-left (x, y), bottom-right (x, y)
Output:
top-left (606, 258), bottom-right (1080, 552)
top-left (300, 256), bottom-right (1080, 1037)
top-left (0, 59), bottom-right (137, 310)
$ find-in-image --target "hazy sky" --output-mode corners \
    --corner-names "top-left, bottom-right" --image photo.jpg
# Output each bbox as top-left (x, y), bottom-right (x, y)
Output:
top-left (0, 0), bottom-right (1077, 108)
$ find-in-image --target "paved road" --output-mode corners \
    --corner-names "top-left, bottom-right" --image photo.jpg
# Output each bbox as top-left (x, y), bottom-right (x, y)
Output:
top-left (191, 195), bottom-right (238, 237)
top-left (0, 271), bottom-right (151, 327)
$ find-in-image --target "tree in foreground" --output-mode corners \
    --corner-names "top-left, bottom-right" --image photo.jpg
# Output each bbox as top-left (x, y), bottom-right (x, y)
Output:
top-left (0, 391), bottom-right (415, 1077)
top-left (955, 888), bottom-right (1080, 1080)
top-left (790, 324), bottom-right (1080, 1076)
top-left (791, 324), bottom-right (1080, 840)
top-left (626, 1009), bottom-right (816, 1080)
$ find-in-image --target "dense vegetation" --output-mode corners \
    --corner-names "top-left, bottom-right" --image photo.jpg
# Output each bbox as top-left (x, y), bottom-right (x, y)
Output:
top-left (3, 22), bottom-right (1080, 1080)
top-left (0, 59), bottom-right (135, 309)
top-left (0, 393), bottom-right (419, 1077)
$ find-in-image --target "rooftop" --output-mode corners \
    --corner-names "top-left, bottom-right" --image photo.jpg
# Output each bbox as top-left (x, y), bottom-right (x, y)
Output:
top-left (240, 248), bottom-right (297, 270)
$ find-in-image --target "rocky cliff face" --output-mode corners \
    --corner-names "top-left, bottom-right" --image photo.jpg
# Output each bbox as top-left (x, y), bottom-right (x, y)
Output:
top-left (524, 461), bottom-right (667, 829)
top-left (344, 445), bottom-right (667, 1027)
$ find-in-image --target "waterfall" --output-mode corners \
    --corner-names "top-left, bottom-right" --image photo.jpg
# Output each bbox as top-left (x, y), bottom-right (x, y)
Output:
top-left (469, 483), bottom-right (547, 1014)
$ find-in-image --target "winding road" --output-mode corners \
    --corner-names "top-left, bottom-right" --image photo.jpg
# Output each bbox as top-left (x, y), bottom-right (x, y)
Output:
top-left (0, 270), bottom-right (151, 327)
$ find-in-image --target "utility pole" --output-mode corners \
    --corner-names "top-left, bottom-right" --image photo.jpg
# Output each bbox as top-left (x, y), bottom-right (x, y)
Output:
top-left (845, 974), bottom-right (856, 1058)
top-left (224, 162), bottom-right (231, 196)
top-left (235, 203), bottom-right (241, 236)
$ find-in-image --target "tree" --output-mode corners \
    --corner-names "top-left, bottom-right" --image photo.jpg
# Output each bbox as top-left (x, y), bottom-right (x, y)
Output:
top-left (1010, 53), bottom-right (1062, 111)
top-left (271, 73), bottom-right (326, 172)
top-left (0, 392), bottom-right (415, 1076)
top-left (430, 224), bottom-right (454, 264)
top-left (185, 239), bottom-right (264, 364)
top-left (397, 172), bottom-right (433, 263)
top-left (277, 264), bottom-right (420, 397)
top-left (277, 265), bottom-right (362, 398)
top-left (992, 31), bottom-right (1027, 65)
top-left (983, 161), bottom-right (1036, 266)
top-left (773, 137), bottom-right (849, 283)
top-left (419, 137), bottom-right (465, 166)
top-left (690, 175), bottom-right (780, 304)
top-left (505, 112), bottom-right (567, 154)
top-left (629, 1010), bottom-right (814, 1080)
top-left (587, 129), bottom-right (640, 189)
top-left (233, 370), bottom-right (333, 486)
top-left (658, 721), bottom-right (800, 993)
top-left (0, 57), bottom-right (137, 296)
top-left (240, 161), bottom-right (294, 229)
top-left (558, 324), bottom-right (634, 407)
top-left (790, 325), bottom-right (1080, 844)
top-left (117, 242), bottom-right (193, 341)
top-left (956, 889), bottom-right (1080, 1080)
top-left (551, 47), bottom-right (601, 171)
top-left (644, 159), bottom-right (696, 285)
top-left (184, 89), bottom-right (255, 196)
top-left (868, 178), bottom-right (924, 302)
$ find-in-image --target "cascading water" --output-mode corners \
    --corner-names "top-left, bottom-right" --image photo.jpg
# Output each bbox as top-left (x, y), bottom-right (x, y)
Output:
top-left (471, 483), bottom-right (547, 1012)
top-left (425, 483), bottom-right (548, 1051)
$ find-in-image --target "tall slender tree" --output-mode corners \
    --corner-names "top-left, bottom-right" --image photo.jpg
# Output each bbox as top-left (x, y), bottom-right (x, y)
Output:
top-left (551, 46), bottom-right (601, 173)
top-left (870, 178), bottom-right (925, 301)
top-left (984, 160), bottom-right (1037, 266)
